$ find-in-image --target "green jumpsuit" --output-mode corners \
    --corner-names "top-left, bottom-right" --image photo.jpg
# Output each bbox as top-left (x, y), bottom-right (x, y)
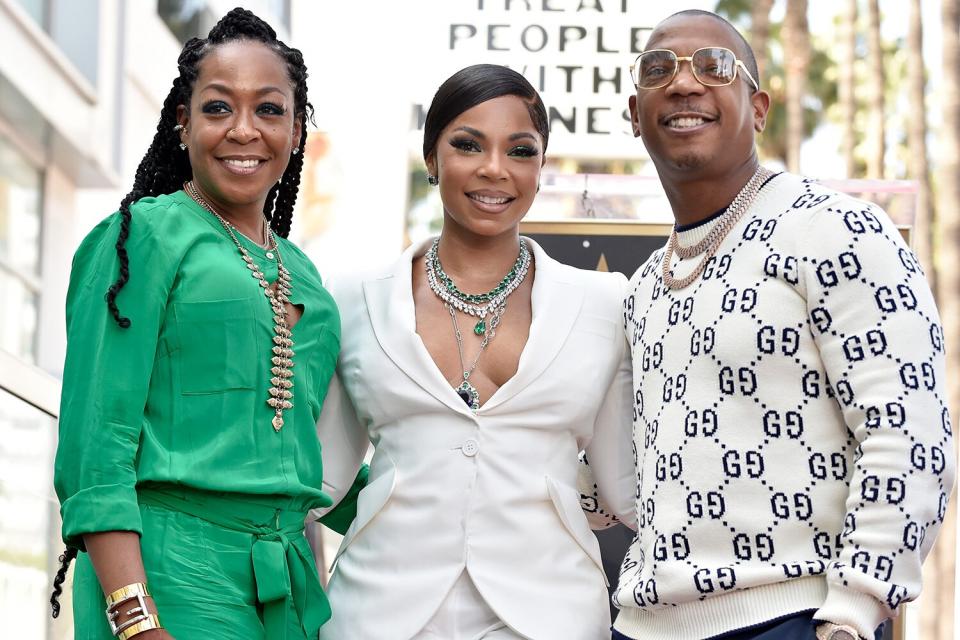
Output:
top-left (54, 191), bottom-right (361, 639)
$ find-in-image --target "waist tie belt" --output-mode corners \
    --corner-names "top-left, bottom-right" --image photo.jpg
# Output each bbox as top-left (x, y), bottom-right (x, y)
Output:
top-left (138, 486), bottom-right (332, 639)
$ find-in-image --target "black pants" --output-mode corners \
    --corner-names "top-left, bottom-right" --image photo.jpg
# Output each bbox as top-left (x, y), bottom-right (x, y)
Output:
top-left (612, 611), bottom-right (886, 640)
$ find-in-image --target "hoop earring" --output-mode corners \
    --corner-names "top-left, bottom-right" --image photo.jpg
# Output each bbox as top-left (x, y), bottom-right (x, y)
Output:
top-left (427, 175), bottom-right (439, 186)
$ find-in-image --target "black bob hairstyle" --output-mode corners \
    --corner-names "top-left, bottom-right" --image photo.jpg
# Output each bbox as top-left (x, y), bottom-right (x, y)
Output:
top-left (422, 64), bottom-right (549, 163)
top-left (103, 7), bottom-right (313, 329)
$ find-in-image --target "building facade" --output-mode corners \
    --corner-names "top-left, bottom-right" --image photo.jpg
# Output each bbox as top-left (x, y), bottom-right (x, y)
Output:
top-left (0, 1), bottom-right (288, 637)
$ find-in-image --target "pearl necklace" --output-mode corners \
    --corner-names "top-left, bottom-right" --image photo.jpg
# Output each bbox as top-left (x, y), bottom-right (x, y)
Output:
top-left (184, 181), bottom-right (294, 432)
top-left (662, 167), bottom-right (773, 290)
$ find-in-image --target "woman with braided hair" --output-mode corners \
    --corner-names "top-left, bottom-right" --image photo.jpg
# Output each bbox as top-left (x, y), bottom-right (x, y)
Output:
top-left (50, 8), bottom-right (362, 639)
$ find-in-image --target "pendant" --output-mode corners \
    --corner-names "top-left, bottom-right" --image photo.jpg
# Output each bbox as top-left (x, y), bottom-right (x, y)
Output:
top-left (473, 318), bottom-right (486, 335)
top-left (185, 180), bottom-right (297, 435)
top-left (456, 379), bottom-right (480, 412)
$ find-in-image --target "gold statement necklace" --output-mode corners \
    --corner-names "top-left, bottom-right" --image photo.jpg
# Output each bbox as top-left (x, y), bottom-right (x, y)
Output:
top-left (184, 181), bottom-right (294, 431)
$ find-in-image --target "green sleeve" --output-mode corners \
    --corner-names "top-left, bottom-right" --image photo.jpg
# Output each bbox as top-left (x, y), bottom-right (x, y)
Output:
top-left (318, 464), bottom-right (369, 535)
top-left (54, 208), bottom-right (176, 550)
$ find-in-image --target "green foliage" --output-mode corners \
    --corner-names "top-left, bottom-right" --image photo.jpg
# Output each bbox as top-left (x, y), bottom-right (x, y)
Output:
top-left (714, 0), bottom-right (753, 23)
top-left (714, 2), bottom-right (838, 164)
top-left (715, 1), bottom-right (918, 177)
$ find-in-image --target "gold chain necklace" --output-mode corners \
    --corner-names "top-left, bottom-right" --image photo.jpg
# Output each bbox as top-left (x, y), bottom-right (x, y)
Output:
top-left (662, 167), bottom-right (773, 290)
top-left (184, 181), bottom-right (294, 431)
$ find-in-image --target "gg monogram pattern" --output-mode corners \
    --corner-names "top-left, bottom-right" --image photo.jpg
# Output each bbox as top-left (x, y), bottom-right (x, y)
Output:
top-left (612, 173), bottom-right (954, 640)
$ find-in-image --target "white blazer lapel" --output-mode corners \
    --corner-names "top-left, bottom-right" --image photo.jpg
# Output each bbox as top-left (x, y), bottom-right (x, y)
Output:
top-left (362, 242), bottom-right (475, 417)
top-left (480, 239), bottom-right (584, 411)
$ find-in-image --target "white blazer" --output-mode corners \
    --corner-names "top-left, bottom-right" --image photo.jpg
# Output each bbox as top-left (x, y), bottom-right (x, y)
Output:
top-left (315, 238), bottom-right (635, 640)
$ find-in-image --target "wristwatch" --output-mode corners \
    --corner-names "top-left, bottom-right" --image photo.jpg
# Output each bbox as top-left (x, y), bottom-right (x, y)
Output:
top-left (815, 622), bottom-right (861, 640)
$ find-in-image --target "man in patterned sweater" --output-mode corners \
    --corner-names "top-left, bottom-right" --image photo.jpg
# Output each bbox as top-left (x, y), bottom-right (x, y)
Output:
top-left (608, 9), bottom-right (955, 640)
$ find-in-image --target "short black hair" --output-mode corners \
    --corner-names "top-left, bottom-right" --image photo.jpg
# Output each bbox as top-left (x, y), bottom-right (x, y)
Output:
top-left (422, 64), bottom-right (549, 162)
top-left (655, 9), bottom-right (761, 91)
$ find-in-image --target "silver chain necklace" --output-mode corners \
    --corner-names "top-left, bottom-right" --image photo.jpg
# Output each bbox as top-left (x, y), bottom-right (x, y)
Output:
top-left (184, 181), bottom-right (294, 431)
top-left (447, 302), bottom-right (506, 411)
top-left (662, 166), bottom-right (773, 290)
top-left (425, 239), bottom-right (530, 411)
top-left (425, 238), bottom-right (531, 334)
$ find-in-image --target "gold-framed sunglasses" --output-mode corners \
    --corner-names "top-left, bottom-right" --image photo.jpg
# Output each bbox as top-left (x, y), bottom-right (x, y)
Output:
top-left (630, 46), bottom-right (759, 91)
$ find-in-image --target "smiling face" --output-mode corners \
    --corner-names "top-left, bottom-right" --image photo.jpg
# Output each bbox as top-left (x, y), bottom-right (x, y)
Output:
top-left (629, 14), bottom-right (769, 181)
top-left (176, 39), bottom-right (301, 217)
top-left (426, 94), bottom-right (544, 240)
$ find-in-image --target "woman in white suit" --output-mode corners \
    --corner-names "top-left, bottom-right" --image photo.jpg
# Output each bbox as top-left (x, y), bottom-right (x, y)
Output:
top-left (316, 64), bottom-right (636, 640)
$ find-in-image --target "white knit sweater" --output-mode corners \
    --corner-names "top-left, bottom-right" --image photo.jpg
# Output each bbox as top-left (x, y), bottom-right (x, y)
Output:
top-left (612, 172), bottom-right (954, 640)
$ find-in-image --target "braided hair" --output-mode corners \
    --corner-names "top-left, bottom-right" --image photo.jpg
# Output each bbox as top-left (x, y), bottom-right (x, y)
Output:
top-left (51, 8), bottom-right (312, 617)
top-left (49, 546), bottom-right (76, 618)
top-left (104, 7), bottom-right (313, 328)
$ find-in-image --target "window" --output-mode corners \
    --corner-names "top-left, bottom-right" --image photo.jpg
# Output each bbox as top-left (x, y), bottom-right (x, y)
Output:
top-left (0, 386), bottom-right (61, 639)
top-left (13, 0), bottom-right (48, 29)
top-left (157, 0), bottom-right (207, 44)
top-left (14, 0), bottom-right (100, 87)
top-left (158, 0), bottom-right (291, 44)
top-left (48, 0), bottom-right (100, 88)
top-left (0, 135), bottom-right (43, 363)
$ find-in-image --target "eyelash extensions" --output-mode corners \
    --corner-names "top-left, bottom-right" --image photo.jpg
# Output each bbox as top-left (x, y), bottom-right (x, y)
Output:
top-left (448, 137), bottom-right (540, 158)
top-left (199, 100), bottom-right (287, 115)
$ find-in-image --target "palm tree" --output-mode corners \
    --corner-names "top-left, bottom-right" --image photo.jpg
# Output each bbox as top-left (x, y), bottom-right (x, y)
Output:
top-left (716, 0), bottom-right (833, 168)
top-left (930, 2), bottom-right (960, 640)
top-left (940, 0), bottom-right (960, 385)
top-left (783, 0), bottom-right (809, 172)
top-left (865, 0), bottom-right (884, 179)
top-left (838, 0), bottom-right (857, 177)
top-left (906, 0), bottom-right (935, 287)
top-left (940, 0), bottom-right (960, 446)
top-left (750, 0), bottom-right (775, 85)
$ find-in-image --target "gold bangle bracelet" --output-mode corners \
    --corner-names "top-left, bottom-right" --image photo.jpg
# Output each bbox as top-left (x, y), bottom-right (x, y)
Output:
top-left (117, 614), bottom-right (162, 640)
top-left (105, 582), bottom-right (153, 636)
top-left (105, 582), bottom-right (150, 607)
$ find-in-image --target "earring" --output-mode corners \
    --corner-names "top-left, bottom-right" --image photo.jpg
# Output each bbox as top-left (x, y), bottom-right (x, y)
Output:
top-left (427, 175), bottom-right (439, 186)
top-left (292, 148), bottom-right (300, 155)
top-left (174, 123), bottom-right (186, 150)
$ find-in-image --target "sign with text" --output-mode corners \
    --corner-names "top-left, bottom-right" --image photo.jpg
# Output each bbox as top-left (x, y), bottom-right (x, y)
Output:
top-left (415, 1), bottom-right (655, 159)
